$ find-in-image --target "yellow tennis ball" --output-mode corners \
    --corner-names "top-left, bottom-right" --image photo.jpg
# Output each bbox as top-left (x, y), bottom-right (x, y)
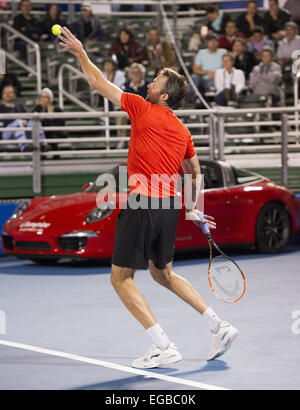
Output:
top-left (52, 24), bottom-right (62, 36)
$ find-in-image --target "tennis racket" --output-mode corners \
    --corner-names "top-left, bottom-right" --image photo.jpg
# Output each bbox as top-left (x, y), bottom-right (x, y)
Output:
top-left (197, 211), bottom-right (246, 303)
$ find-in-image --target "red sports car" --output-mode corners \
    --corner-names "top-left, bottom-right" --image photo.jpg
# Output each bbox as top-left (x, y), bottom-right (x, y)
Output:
top-left (1, 161), bottom-right (300, 264)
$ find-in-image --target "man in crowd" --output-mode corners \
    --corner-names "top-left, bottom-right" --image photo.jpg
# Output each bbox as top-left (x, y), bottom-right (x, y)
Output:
top-left (13, 0), bottom-right (44, 61)
top-left (188, 34), bottom-right (227, 103)
top-left (276, 21), bottom-right (300, 65)
top-left (236, 0), bottom-right (263, 39)
top-left (70, 2), bottom-right (103, 45)
top-left (263, 0), bottom-right (291, 40)
top-left (0, 85), bottom-right (30, 152)
top-left (218, 20), bottom-right (246, 51)
top-left (145, 27), bottom-right (177, 72)
top-left (13, 0), bottom-right (44, 41)
top-left (206, 5), bottom-right (230, 35)
top-left (249, 46), bottom-right (282, 104)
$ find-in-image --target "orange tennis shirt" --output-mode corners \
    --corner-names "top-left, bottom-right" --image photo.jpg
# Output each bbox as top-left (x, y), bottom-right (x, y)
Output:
top-left (121, 92), bottom-right (196, 198)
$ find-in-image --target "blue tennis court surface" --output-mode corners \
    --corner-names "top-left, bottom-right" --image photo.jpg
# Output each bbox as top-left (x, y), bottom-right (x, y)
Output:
top-left (0, 243), bottom-right (300, 390)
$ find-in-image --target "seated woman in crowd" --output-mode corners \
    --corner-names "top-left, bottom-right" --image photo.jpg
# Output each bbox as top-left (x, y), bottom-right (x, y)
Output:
top-left (42, 3), bottom-right (67, 41)
top-left (109, 27), bottom-right (145, 69)
top-left (232, 37), bottom-right (258, 80)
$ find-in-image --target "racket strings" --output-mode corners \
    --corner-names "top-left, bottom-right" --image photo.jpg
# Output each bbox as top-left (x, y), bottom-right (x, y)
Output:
top-left (209, 256), bottom-right (245, 302)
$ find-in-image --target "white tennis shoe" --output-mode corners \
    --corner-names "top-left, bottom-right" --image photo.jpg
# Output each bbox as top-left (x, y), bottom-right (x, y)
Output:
top-left (132, 343), bottom-right (182, 369)
top-left (208, 321), bottom-right (238, 361)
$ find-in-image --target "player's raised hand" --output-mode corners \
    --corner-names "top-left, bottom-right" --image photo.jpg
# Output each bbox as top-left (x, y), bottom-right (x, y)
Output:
top-left (58, 27), bottom-right (83, 57)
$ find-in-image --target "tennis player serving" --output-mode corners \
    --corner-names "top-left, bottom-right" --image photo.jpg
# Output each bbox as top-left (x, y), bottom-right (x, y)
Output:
top-left (59, 27), bottom-right (238, 368)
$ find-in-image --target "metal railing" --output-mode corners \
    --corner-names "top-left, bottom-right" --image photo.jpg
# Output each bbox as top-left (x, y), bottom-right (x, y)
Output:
top-left (58, 64), bottom-right (97, 112)
top-left (1, 105), bottom-right (300, 194)
top-left (0, 23), bottom-right (42, 94)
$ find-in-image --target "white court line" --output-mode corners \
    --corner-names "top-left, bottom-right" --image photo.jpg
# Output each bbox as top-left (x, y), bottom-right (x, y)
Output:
top-left (0, 339), bottom-right (229, 391)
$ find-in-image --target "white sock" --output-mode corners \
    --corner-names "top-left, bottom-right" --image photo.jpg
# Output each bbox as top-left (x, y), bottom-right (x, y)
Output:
top-left (202, 307), bottom-right (222, 334)
top-left (146, 323), bottom-right (171, 351)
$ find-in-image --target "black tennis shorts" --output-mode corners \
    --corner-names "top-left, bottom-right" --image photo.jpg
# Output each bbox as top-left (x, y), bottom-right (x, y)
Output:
top-left (112, 194), bottom-right (180, 270)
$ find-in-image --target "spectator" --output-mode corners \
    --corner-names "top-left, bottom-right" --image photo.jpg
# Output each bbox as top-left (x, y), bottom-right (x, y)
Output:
top-left (99, 58), bottom-right (126, 111)
top-left (13, 0), bottom-right (44, 41)
top-left (145, 27), bottom-right (177, 72)
top-left (70, 2), bottom-right (103, 45)
top-left (218, 20), bottom-right (246, 51)
top-left (13, 0), bottom-right (44, 60)
top-left (109, 27), bottom-right (145, 70)
top-left (206, 5), bottom-right (230, 35)
top-left (188, 34), bottom-right (227, 104)
top-left (101, 58), bottom-right (126, 148)
top-left (0, 85), bottom-right (30, 152)
top-left (264, 0), bottom-right (291, 40)
top-left (33, 87), bottom-right (67, 158)
top-left (188, 26), bottom-right (207, 52)
top-left (102, 58), bottom-right (126, 96)
top-left (124, 63), bottom-right (149, 99)
top-left (42, 4), bottom-right (67, 41)
top-left (236, 0), bottom-right (263, 39)
top-left (0, 73), bottom-right (22, 97)
top-left (116, 63), bottom-right (150, 149)
top-left (215, 53), bottom-right (245, 106)
top-left (232, 37), bottom-right (258, 79)
top-left (249, 46), bottom-right (282, 103)
top-left (284, 0), bottom-right (300, 26)
top-left (276, 21), bottom-right (300, 65)
top-left (248, 27), bottom-right (274, 60)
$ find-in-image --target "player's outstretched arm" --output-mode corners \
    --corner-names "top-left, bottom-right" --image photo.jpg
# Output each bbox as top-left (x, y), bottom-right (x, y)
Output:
top-left (58, 27), bottom-right (122, 107)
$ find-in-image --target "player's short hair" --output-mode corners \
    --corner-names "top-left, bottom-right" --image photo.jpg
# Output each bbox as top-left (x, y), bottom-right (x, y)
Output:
top-left (160, 68), bottom-right (189, 108)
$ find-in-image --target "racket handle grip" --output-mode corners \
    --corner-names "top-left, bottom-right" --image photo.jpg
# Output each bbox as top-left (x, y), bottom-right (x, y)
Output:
top-left (197, 211), bottom-right (211, 238)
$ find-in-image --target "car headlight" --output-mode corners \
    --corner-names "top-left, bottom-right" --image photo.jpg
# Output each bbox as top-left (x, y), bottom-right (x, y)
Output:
top-left (85, 202), bottom-right (114, 223)
top-left (10, 200), bottom-right (31, 219)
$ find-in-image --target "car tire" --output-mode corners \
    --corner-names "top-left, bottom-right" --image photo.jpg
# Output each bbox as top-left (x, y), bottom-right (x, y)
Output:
top-left (30, 258), bottom-right (59, 265)
top-left (256, 202), bottom-right (291, 254)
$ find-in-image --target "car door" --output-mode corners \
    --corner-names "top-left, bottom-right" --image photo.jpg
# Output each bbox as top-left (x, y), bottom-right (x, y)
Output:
top-left (175, 161), bottom-right (235, 248)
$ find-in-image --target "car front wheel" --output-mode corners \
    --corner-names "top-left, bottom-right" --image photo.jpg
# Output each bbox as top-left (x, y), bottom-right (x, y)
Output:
top-left (256, 202), bottom-right (291, 253)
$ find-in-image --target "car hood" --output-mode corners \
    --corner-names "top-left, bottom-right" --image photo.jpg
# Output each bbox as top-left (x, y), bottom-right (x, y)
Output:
top-left (5, 192), bottom-right (126, 235)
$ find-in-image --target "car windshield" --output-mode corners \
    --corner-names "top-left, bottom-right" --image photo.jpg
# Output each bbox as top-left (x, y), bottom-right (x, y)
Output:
top-left (86, 163), bottom-right (224, 193)
top-left (85, 166), bottom-right (129, 193)
top-left (232, 167), bottom-right (262, 185)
